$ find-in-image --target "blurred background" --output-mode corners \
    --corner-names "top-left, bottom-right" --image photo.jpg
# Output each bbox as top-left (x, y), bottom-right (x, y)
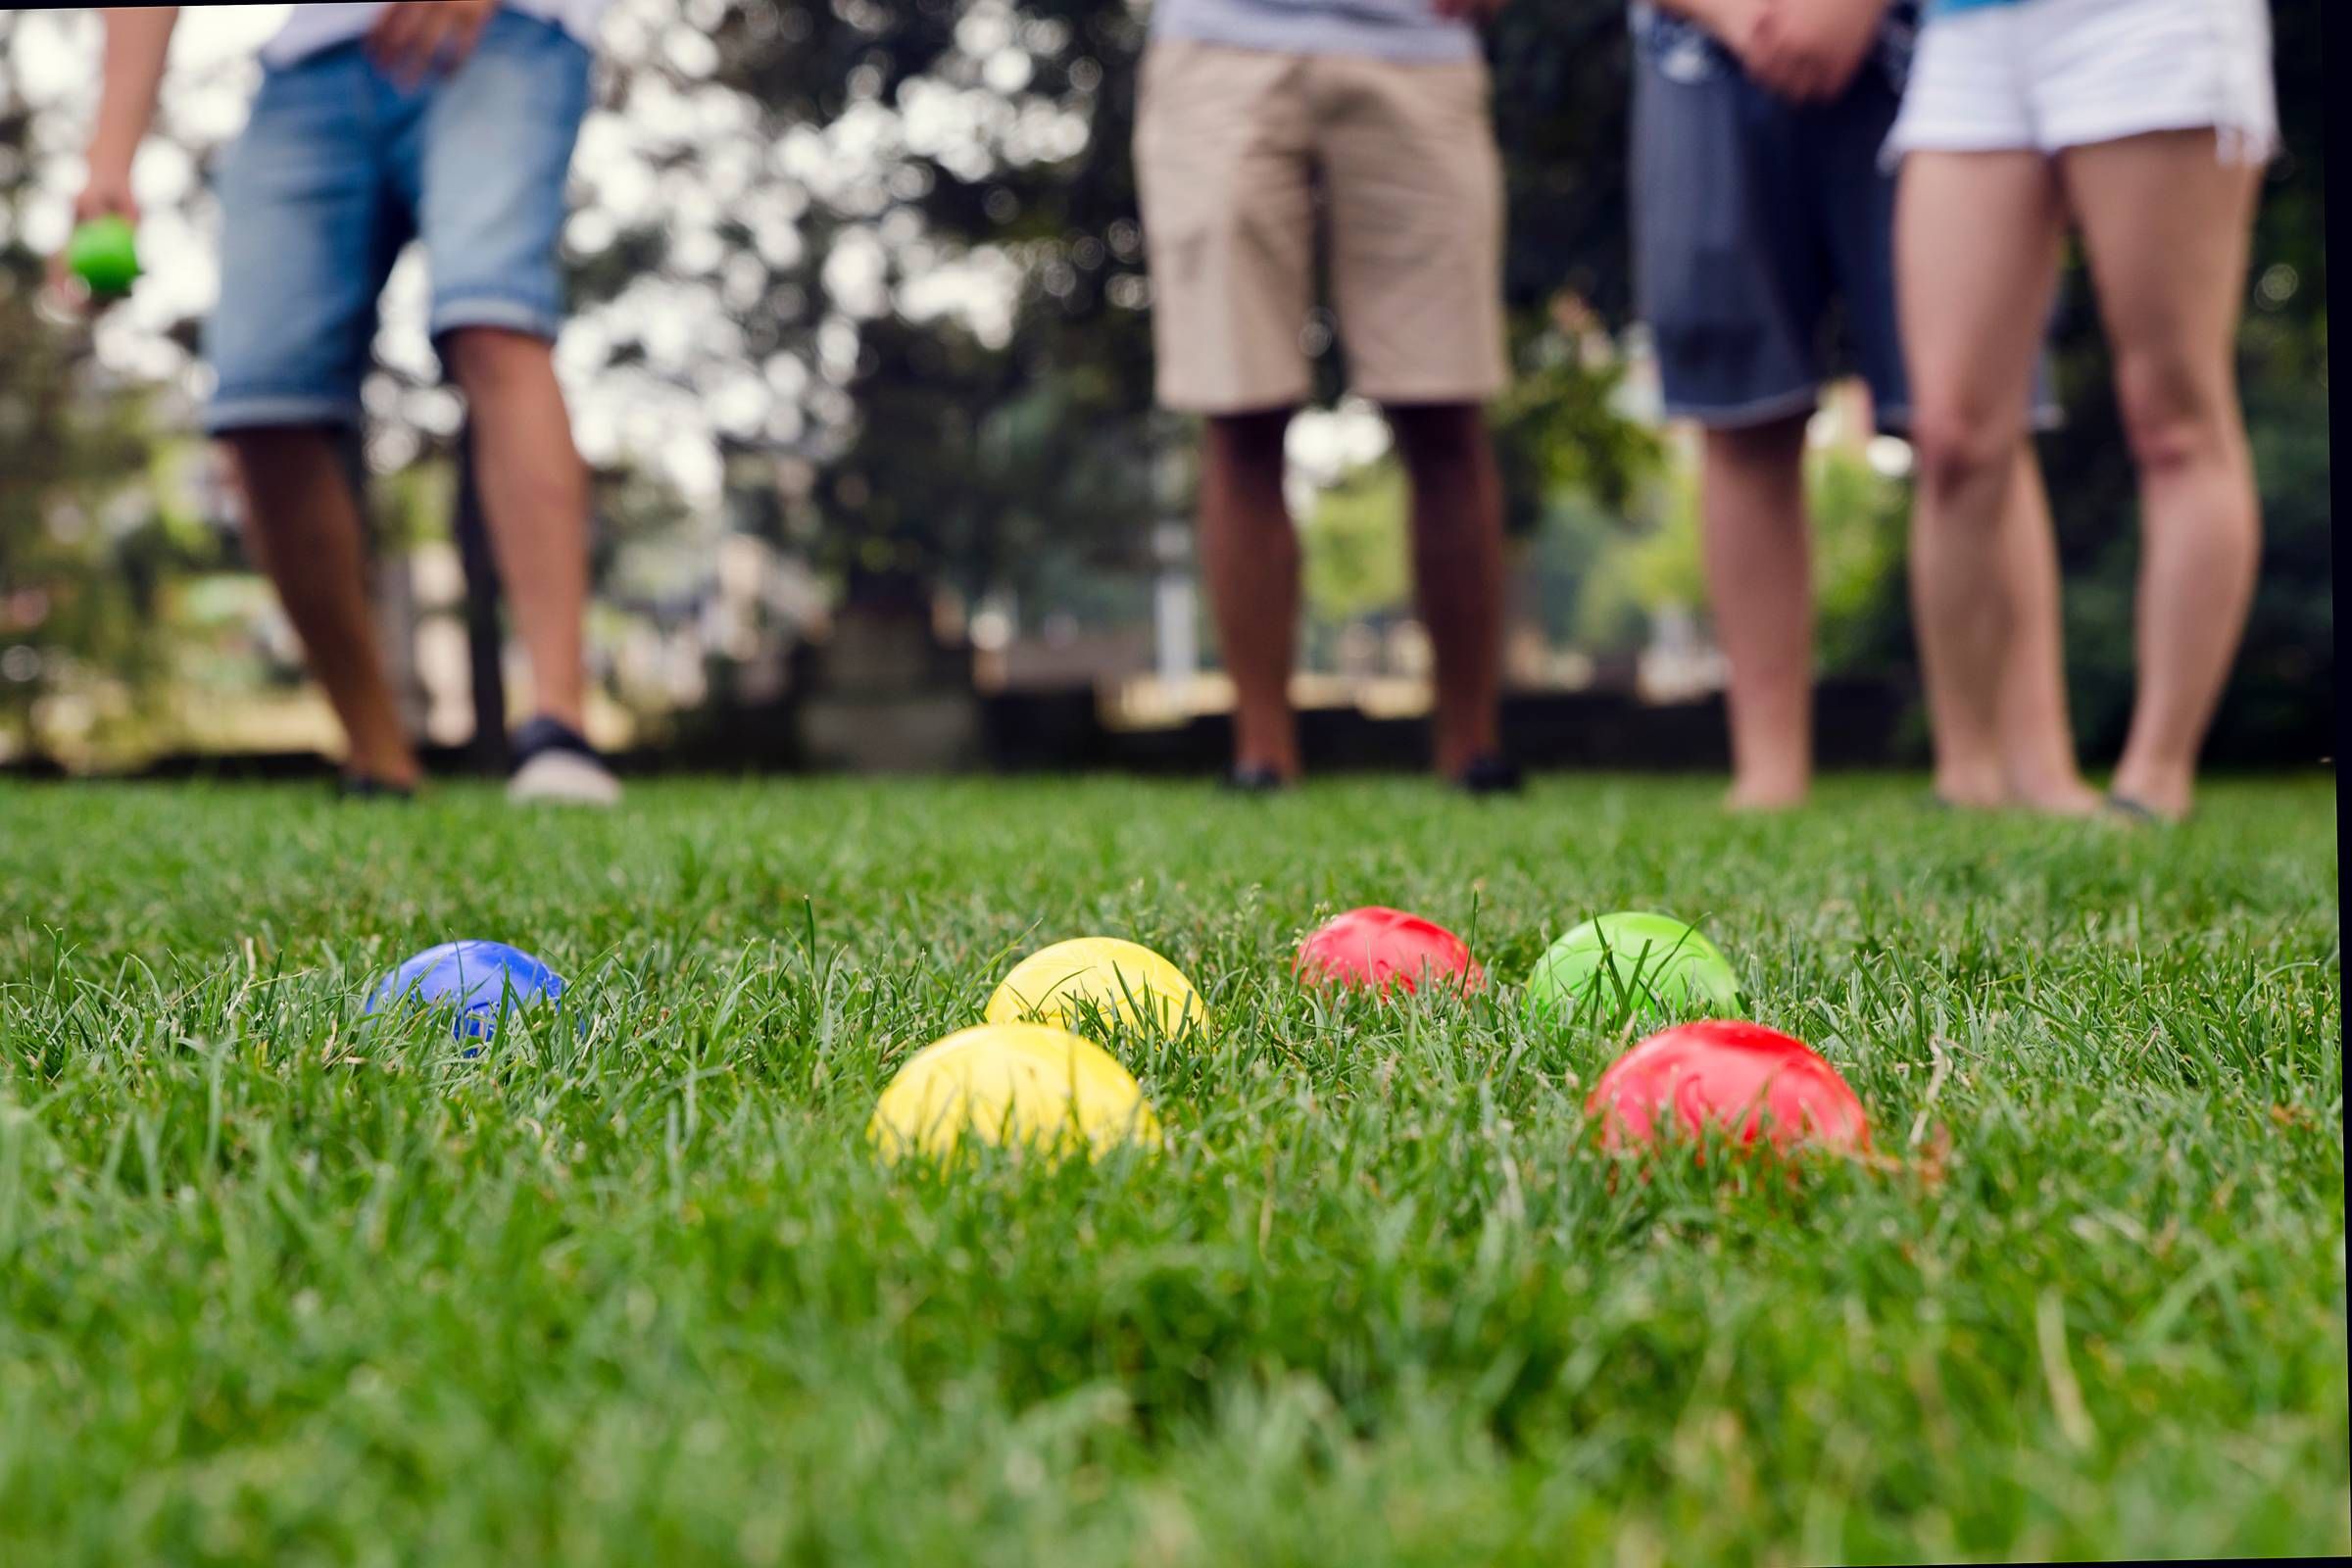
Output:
top-left (0, 1), bottom-right (2328, 779)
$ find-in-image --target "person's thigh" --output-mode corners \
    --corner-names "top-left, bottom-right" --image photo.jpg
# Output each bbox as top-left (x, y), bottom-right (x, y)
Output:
top-left (1133, 41), bottom-right (1316, 416)
top-left (1315, 54), bottom-right (1507, 408)
top-left (1629, 40), bottom-right (1827, 429)
top-left (1894, 150), bottom-right (2067, 467)
top-left (408, 10), bottom-right (594, 346)
top-left (2057, 130), bottom-right (2261, 448)
top-left (204, 48), bottom-right (405, 433)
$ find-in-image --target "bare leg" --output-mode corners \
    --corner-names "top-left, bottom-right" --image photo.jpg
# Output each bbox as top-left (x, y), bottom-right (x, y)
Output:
top-left (1698, 415), bottom-right (1812, 809)
top-left (2060, 131), bottom-right (2264, 820)
top-left (1197, 409), bottom-right (1301, 780)
top-left (1896, 150), bottom-right (2069, 808)
top-left (225, 427), bottom-right (420, 787)
top-left (1387, 402), bottom-right (1504, 778)
top-left (1992, 442), bottom-right (2100, 811)
top-left (440, 327), bottom-right (592, 731)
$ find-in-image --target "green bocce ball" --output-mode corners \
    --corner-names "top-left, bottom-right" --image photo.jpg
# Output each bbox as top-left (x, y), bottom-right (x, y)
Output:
top-left (67, 215), bottom-right (141, 297)
top-left (1525, 911), bottom-right (1740, 1030)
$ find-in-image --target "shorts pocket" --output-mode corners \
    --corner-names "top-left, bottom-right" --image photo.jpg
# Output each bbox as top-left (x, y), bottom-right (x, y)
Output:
top-left (1630, 63), bottom-right (1749, 333)
top-left (1631, 3), bottom-right (1729, 86)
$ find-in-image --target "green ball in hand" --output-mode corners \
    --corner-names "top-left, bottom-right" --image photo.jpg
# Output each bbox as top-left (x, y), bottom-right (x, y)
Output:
top-left (68, 215), bottom-right (141, 297)
top-left (1524, 911), bottom-right (1740, 1030)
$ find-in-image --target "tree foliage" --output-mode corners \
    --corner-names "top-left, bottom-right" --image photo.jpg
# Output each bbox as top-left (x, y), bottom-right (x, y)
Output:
top-left (0, 1), bottom-right (2330, 762)
top-left (0, 19), bottom-right (225, 760)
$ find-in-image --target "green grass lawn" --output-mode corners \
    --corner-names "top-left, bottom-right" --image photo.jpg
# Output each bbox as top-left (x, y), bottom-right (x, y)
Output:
top-left (0, 774), bottom-right (2342, 1565)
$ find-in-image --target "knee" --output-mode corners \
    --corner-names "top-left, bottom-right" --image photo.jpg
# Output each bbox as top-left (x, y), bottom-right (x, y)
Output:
top-left (1905, 400), bottom-right (2016, 509)
top-left (2112, 351), bottom-right (2232, 476)
top-left (440, 326), bottom-right (554, 398)
top-left (221, 425), bottom-right (297, 468)
top-left (1202, 409), bottom-right (1292, 471)
top-left (1705, 414), bottom-right (1809, 474)
top-left (220, 424), bottom-right (342, 496)
top-left (1387, 402), bottom-right (1490, 477)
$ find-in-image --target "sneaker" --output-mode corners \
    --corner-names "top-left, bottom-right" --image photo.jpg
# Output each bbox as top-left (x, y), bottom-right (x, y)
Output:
top-left (1453, 754), bottom-right (1524, 797)
top-left (508, 715), bottom-right (621, 807)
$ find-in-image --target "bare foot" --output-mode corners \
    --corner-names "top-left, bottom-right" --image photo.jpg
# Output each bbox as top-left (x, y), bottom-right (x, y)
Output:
top-left (1931, 782), bottom-right (2008, 810)
top-left (2010, 781), bottom-right (2107, 817)
top-left (348, 739), bottom-right (422, 792)
top-left (1931, 749), bottom-right (2011, 808)
top-left (1725, 782), bottom-right (1806, 813)
top-left (2102, 792), bottom-right (2187, 826)
top-left (2107, 762), bottom-right (2194, 823)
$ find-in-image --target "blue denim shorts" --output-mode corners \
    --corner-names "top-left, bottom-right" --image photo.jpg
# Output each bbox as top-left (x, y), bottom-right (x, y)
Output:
top-left (203, 10), bottom-right (591, 433)
top-left (1628, 9), bottom-right (2056, 434)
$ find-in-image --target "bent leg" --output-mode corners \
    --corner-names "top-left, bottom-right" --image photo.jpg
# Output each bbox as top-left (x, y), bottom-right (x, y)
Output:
top-left (225, 427), bottom-right (419, 787)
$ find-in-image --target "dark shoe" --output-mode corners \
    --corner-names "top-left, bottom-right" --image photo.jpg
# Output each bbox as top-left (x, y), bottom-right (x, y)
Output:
top-left (1221, 763), bottom-right (1292, 794)
top-left (1453, 754), bottom-right (1524, 796)
top-left (509, 715), bottom-right (620, 807)
top-left (339, 772), bottom-right (416, 801)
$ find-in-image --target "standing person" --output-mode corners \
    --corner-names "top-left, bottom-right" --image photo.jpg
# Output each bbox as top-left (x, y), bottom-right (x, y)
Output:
top-left (63, 1), bottom-right (620, 804)
top-left (1889, 0), bottom-right (2275, 822)
top-left (1133, 0), bottom-right (1520, 793)
top-left (1630, 0), bottom-right (2096, 812)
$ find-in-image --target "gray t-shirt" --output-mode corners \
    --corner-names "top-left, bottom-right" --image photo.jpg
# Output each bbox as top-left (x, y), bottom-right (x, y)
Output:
top-left (1151, 0), bottom-right (1478, 63)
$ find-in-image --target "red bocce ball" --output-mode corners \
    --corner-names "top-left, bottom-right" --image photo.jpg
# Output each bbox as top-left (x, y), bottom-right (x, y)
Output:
top-left (1296, 906), bottom-right (1485, 997)
top-left (1586, 1019), bottom-right (1869, 1155)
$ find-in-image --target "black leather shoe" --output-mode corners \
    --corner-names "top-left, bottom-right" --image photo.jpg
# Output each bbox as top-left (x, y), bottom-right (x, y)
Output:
top-left (1454, 755), bottom-right (1524, 796)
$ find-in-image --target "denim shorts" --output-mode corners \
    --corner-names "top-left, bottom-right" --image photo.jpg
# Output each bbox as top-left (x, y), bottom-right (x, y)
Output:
top-left (1628, 11), bottom-right (2057, 434)
top-left (203, 10), bottom-right (592, 433)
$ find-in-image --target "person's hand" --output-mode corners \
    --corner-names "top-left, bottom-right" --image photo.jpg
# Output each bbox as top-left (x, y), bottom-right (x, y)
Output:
top-left (48, 161), bottom-right (139, 307)
top-left (367, 0), bottom-right (500, 88)
top-left (73, 162), bottom-right (138, 228)
top-left (1432, 0), bottom-right (1508, 21)
top-left (1664, 0), bottom-right (1766, 53)
top-left (1736, 0), bottom-right (1884, 102)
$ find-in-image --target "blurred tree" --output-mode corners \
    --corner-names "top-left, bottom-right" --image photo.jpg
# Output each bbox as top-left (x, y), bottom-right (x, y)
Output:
top-left (1539, 438), bottom-right (1903, 668)
top-left (1300, 460), bottom-right (1412, 627)
top-left (0, 17), bottom-right (224, 763)
top-left (1805, 446), bottom-right (1909, 677)
top-left (1568, 450), bottom-right (1709, 660)
top-left (1490, 331), bottom-right (1664, 539)
top-left (588, 0), bottom-right (1161, 618)
top-left (659, 0), bottom-right (1657, 622)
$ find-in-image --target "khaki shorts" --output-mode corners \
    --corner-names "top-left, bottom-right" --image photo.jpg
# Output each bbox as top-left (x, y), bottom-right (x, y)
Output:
top-left (1133, 39), bottom-right (1508, 415)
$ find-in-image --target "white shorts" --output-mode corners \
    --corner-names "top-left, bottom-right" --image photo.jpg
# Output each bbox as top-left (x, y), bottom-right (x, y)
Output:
top-left (1886, 0), bottom-right (2277, 166)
